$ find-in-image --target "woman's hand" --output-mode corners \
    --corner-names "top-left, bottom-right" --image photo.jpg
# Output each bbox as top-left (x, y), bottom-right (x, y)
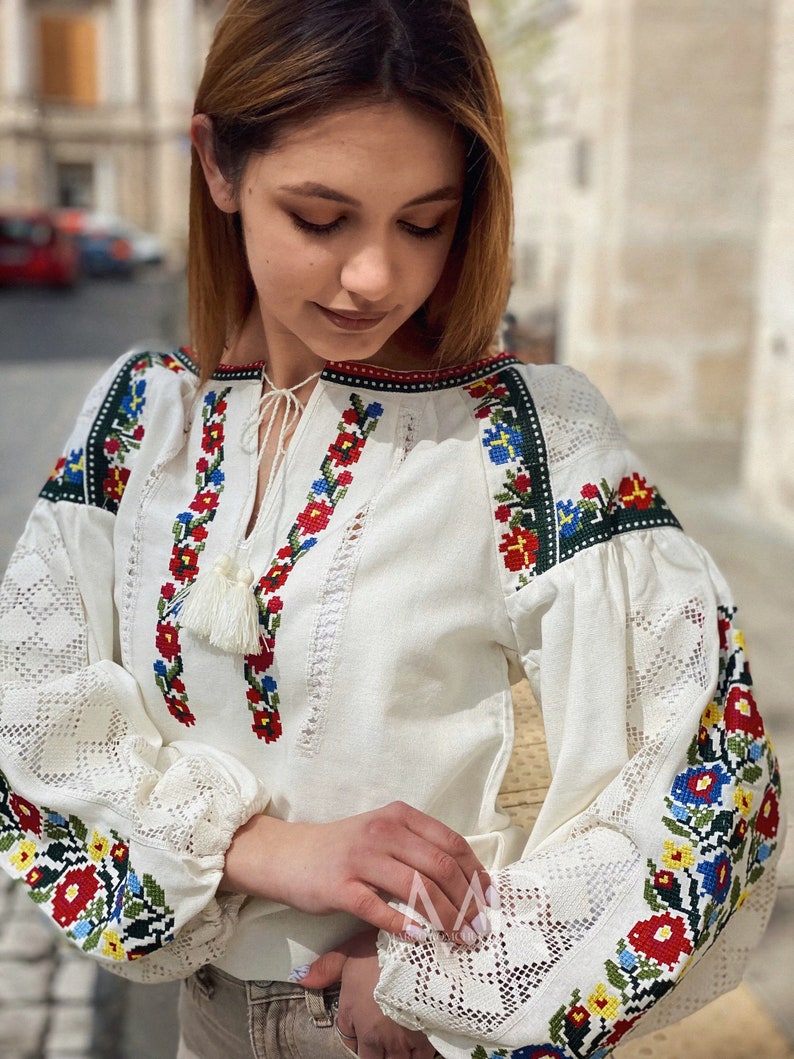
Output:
top-left (222, 801), bottom-right (497, 940)
top-left (299, 929), bottom-right (436, 1058)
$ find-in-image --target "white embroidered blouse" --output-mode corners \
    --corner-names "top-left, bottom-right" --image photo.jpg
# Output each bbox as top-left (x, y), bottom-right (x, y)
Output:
top-left (0, 348), bottom-right (783, 1059)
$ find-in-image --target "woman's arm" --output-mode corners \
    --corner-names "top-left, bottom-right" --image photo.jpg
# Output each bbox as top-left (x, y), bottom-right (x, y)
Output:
top-left (223, 801), bottom-right (495, 942)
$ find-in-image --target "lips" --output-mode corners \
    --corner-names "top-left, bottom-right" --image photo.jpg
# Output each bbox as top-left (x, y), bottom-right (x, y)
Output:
top-left (316, 305), bottom-right (389, 332)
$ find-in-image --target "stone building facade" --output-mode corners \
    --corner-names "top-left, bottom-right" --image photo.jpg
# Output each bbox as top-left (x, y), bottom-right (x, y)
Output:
top-left (743, 0), bottom-right (794, 536)
top-left (2, 0), bottom-right (792, 534)
top-left (0, 0), bottom-right (224, 259)
top-left (506, 0), bottom-right (794, 537)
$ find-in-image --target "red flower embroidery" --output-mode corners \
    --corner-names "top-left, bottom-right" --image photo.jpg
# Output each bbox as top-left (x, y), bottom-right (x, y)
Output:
top-left (627, 911), bottom-right (693, 970)
top-left (52, 866), bottom-right (100, 927)
top-left (513, 473), bottom-right (530, 493)
top-left (111, 842), bottom-right (129, 864)
top-left (252, 709), bottom-right (283, 743)
top-left (618, 473), bottom-right (655, 510)
top-left (156, 622), bottom-right (180, 661)
top-left (495, 505), bottom-right (511, 523)
top-left (581, 482), bottom-right (600, 500)
top-left (329, 431), bottom-right (366, 466)
top-left (566, 1006), bottom-right (590, 1028)
top-left (190, 491), bottom-right (220, 514)
top-left (10, 794), bottom-right (41, 836)
top-left (169, 547), bottom-right (200, 582)
top-left (499, 527), bottom-right (539, 572)
top-left (755, 787), bottom-right (780, 839)
top-left (724, 686), bottom-right (765, 739)
top-left (202, 422), bottom-right (223, 454)
top-left (262, 562), bottom-right (290, 592)
top-left (103, 465), bottom-right (130, 503)
top-left (296, 499), bottom-right (335, 536)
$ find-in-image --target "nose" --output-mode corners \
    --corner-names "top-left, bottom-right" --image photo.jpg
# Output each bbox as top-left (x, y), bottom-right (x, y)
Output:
top-left (340, 241), bottom-right (394, 304)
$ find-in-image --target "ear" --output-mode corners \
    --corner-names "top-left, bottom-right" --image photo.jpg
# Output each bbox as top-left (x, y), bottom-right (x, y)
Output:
top-left (191, 114), bottom-right (238, 214)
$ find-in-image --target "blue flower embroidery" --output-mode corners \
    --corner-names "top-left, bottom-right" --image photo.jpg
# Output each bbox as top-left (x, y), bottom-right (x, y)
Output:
top-left (697, 854), bottom-right (732, 903)
top-left (671, 764), bottom-right (730, 807)
top-left (483, 423), bottom-right (523, 465)
top-left (121, 378), bottom-right (147, 418)
top-left (556, 499), bottom-right (581, 538)
top-left (64, 449), bottom-right (85, 485)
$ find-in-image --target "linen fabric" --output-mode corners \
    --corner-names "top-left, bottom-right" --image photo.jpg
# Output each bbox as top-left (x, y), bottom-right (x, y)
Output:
top-left (0, 348), bottom-right (783, 1059)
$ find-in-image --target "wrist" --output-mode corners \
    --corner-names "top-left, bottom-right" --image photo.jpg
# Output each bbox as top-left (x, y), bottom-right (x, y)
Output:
top-left (221, 812), bottom-right (294, 899)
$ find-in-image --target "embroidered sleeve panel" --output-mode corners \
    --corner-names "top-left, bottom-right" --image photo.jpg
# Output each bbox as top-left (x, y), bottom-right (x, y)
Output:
top-left (462, 363), bottom-right (682, 593)
top-left (40, 350), bottom-right (191, 513)
top-left (1, 471), bottom-right (268, 979)
top-left (374, 591), bottom-right (782, 1057)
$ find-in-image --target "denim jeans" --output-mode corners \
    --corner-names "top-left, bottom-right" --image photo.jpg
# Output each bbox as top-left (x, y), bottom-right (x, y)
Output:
top-left (176, 965), bottom-right (358, 1059)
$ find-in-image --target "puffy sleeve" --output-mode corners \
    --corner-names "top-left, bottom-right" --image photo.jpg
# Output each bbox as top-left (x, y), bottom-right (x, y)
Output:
top-left (374, 363), bottom-right (784, 1059)
top-left (0, 351), bottom-right (269, 982)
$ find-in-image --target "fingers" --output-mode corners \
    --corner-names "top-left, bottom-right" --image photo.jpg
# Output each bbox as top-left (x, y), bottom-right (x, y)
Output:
top-left (295, 948), bottom-right (347, 989)
top-left (349, 803), bottom-right (498, 939)
top-left (396, 802), bottom-right (491, 890)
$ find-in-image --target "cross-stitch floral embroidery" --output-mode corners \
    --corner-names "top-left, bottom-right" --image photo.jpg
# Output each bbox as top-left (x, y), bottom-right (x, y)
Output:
top-left (538, 607), bottom-right (781, 1058)
top-left (244, 394), bottom-right (383, 742)
top-left (153, 388), bottom-right (231, 726)
top-left (0, 769), bottom-right (174, 963)
top-left (43, 449), bottom-right (86, 504)
top-left (463, 369), bottom-right (554, 589)
top-left (40, 351), bottom-right (186, 510)
top-left (556, 476), bottom-right (681, 561)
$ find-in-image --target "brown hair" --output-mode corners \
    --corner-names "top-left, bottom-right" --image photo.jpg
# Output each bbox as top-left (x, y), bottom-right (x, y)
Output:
top-left (189, 0), bottom-right (512, 379)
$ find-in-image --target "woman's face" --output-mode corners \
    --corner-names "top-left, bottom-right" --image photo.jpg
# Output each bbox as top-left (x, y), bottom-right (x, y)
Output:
top-left (197, 101), bottom-right (466, 371)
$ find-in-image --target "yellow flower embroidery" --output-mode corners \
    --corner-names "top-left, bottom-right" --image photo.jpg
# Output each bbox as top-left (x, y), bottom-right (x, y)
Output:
top-left (89, 831), bottom-right (109, 862)
top-left (10, 839), bottom-right (37, 872)
top-left (662, 840), bottom-right (695, 871)
top-left (587, 982), bottom-right (620, 1021)
top-left (734, 786), bottom-right (754, 816)
top-left (701, 702), bottom-right (722, 727)
top-left (101, 930), bottom-right (125, 961)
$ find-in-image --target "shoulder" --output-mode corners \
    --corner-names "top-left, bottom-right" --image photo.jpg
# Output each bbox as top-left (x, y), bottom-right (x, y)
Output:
top-left (460, 359), bottom-right (682, 589)
top-left (461, 359), bottom-right (626, 468)
top-left (40, 347), bottom-right (198, 512)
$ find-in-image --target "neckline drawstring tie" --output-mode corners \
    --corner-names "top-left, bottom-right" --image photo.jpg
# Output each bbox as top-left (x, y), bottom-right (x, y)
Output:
top-left (180, 366), bottom-right (321, 654)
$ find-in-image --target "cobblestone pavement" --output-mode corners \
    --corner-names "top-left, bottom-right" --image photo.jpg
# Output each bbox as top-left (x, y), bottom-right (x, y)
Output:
top-left (0, 870), bottom-right (100, 1058)
top-left (0, 369), bottom-right (791, 1057)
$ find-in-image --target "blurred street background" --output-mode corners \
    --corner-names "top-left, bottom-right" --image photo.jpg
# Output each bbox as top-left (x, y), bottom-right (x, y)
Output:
top-left (1, 0), bottom-right (793, 1056)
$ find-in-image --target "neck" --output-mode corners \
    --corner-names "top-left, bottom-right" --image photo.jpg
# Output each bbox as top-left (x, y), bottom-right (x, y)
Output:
top-left (223, 302), bottom-right (326, 391)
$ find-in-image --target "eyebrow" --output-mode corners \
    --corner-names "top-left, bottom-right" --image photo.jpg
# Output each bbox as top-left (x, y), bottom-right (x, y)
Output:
top-left (278, 182), bottom-right (462, 208)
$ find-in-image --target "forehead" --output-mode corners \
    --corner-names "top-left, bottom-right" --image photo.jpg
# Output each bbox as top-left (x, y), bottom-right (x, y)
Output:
top-left (248, 102), bottom-right (465, 192)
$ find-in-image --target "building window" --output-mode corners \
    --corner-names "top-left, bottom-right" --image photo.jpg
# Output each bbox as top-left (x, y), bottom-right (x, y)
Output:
top-left (56, 162), bottom-right (95, 208)
top-left (37, 14), bottom-right (98, 105)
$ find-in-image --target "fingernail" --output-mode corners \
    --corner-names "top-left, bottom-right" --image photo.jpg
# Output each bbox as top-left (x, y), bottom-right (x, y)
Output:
top-left (459, 926), bottom-right (478, 946)
top-left (486, 885), bottom-right (501, 910)
top-left (471, 911), bottom-right (490, 937)
top-left (288, 964), bottom-right (310, 983)
top-left (404, 923), bottom-right (428, 943)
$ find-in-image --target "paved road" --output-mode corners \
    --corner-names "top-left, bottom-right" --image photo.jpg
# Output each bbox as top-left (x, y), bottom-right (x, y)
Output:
top-left (1, 274), bottom-right (184, 1058)
top-left (0, 267), bottom-right (185, 364)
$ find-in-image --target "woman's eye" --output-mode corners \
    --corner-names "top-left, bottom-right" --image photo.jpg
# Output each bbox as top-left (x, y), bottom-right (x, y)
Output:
top-left (401, 221), bottom-right (444, 240)
top-left (291, 214), bottom-right (343, 237)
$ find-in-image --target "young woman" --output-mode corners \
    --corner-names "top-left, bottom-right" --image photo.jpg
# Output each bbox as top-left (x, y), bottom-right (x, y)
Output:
top-left (0, 2), bottom-right (782, 1058)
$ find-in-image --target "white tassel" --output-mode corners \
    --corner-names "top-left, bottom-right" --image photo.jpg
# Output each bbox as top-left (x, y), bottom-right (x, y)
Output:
top-left (180, 554), bottom-right (262, 655)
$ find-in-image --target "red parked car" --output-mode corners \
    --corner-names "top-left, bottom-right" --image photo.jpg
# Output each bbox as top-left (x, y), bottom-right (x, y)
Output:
top-left (0, 210), bottom-right (80, 288)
